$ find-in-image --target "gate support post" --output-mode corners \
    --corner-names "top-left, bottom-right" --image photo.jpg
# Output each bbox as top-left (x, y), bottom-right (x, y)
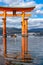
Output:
top-left (22, 11), bottom-right (25, 60)
top-left (2, 10), bottom-right (7, 58)
top-left (22, 16), bottom-right (28, 60)
top-left (22, 13), bottom-right (32, 62)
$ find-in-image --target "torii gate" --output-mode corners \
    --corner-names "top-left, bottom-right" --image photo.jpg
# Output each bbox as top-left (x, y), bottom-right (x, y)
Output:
top-left (0, 6), bottom-right (35, 62)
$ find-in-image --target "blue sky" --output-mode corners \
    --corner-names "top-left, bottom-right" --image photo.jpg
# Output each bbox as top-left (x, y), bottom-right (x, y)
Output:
top-left (35, 0), bottom-right (43, 4)
top-left (0, 0), bottom-right (43, 29)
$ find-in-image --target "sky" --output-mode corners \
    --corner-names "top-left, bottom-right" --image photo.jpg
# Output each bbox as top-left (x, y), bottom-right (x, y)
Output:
top-left (0, 0), bottom-right (43, 29)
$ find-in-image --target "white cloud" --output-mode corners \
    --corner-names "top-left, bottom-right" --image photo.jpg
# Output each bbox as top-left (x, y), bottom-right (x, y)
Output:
top-left (36, 10), bottom-right (43, 14)
top-left (36, 4), bottom-right (43, 9)
top-left (9, 1), bottom-right (35, 7)
top-left (34, 4), bottom-right (43, 15)
top-left (6, 17), bottom-right (22, 23)
top-left (2, 0), bottom-right (35, 7)
top-left (6, 18), bottom-right (43, 28)
top-left (29, 18), bottom-right (43, 22)
top-left (29, 18), bottom-right (43, 29)
top-left (3, 0), bottom-right (18, 4)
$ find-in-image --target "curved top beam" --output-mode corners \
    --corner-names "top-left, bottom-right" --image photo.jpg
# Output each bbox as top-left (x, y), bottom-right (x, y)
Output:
top-left (0, 6), bottom-right (35, 12)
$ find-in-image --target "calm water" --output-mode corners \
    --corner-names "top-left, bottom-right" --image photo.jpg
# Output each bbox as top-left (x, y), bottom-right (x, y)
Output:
top-left (0, 35), bottom-right (43, 65)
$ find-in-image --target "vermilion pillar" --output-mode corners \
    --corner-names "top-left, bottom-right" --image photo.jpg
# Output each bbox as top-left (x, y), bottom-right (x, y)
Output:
top-left (22, 12), bottom-right (25, 60)
top-left (22, 11), bottom-right (28, 60)
top-left (24, 18), bottom-right (28, 54)
top-left (2, 10), bottom-right (7, 57)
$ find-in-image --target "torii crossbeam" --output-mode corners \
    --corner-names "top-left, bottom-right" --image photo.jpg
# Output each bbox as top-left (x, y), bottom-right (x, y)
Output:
top-left (0, 6), bottom-right (35, 62)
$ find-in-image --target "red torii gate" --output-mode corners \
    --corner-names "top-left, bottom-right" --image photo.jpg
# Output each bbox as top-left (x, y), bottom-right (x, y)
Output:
top-left (0, 6), bottom-right (35, 62)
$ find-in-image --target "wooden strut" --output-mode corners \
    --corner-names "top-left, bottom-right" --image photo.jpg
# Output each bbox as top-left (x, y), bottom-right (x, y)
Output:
top-left (0, 13), bottom-right (31, 17)
top-left (2, 10), bottom-right (7, 58)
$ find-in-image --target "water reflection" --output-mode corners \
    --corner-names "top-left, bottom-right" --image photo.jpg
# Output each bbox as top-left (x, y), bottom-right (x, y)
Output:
top-left (0, 35), bottom-right (43, 65)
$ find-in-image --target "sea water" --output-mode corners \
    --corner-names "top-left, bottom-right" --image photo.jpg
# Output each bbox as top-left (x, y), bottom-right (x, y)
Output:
top-left (0, 35), bottom-right (43, 65)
